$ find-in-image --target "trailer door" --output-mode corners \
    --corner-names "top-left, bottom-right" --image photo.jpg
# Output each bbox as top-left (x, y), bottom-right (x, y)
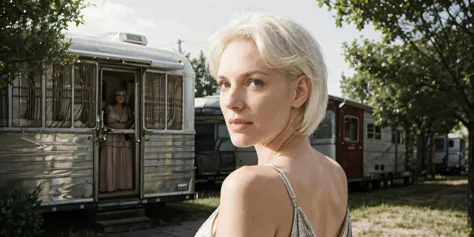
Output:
top-left (141, 70), bottom-right (193, 199)
top-left (339, 106), bottom-right (364, 180)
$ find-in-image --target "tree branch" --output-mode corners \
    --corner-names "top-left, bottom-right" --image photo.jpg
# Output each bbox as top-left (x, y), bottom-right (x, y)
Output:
top-left (445, 3), bottom-right (474, 38)
top-left (418, 14), bottom-right (460, 83)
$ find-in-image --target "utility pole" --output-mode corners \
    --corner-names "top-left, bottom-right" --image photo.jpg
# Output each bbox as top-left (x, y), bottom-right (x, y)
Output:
top-left (178, 39), bottom-right (182, 54)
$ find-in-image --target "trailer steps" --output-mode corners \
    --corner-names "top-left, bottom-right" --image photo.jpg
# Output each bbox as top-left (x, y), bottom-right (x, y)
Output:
top-left (95, 205), bottom-right (152, 233)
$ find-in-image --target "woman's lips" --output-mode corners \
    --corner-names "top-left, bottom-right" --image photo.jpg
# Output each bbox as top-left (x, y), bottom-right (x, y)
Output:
top-left (228, 119), bottom-right (253, 132)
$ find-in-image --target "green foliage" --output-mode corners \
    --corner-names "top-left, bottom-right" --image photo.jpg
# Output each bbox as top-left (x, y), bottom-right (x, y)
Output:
top-left (0, 185), bottom-right (43, 237)
top-left (0, 0), bottom-right (89, 87)
top-left (317, 0), bottom-right (474, 123)
top-left (186, 51), bottom-right (218, 97)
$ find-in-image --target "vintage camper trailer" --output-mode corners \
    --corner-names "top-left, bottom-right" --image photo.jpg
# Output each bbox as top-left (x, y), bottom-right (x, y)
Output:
top-left (311, 96), bottom-right (411, 190)
top-left (194, 95), bottom-right (412, 190)
top-left (0, 32), bottom-right (196, 212)
top-left (434, 134), bottom-right (466, 174)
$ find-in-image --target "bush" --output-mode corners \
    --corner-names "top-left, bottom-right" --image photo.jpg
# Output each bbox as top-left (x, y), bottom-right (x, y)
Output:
top-left (0, 185), bottom-right (43, 237)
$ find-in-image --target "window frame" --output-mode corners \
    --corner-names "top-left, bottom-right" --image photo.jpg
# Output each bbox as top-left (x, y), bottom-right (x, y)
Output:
top-left (343, 115), bottom-right (359, 143)
top-left (142, 70), bottom-right (185, 132)
top-left (366, 122), bottom-right (382, 140)
top-left (0, 60), bottom-right (99, 132)
top-left (435, 137), bottom-right (445, 151)
top-left (448, 139), bottom-right (454, 148)
top-left (311, 110), bottom-right (335, 142)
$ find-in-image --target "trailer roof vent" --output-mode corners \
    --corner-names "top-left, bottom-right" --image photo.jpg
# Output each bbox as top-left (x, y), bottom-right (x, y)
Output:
top-left (98, 32), bottom-right (148, 46)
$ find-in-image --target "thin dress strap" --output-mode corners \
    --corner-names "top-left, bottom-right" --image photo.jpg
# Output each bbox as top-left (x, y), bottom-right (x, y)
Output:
top-left (264, 164), bottom-right (299, 207)
top-left (264, 164), bottom-right (318, 236)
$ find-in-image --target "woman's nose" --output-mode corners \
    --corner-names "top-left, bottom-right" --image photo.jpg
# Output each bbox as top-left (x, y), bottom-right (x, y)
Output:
top-left (221, 86), bottom-right (244, 111)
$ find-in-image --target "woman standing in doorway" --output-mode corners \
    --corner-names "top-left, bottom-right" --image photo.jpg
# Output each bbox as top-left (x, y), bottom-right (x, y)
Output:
top-left (100, 88), bottom-right (134, 193)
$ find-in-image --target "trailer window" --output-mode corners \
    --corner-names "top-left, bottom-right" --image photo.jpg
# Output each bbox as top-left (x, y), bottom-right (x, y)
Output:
top-left (74, 63), bottom-right (97, 128)
top-left (366, 123), bottom-right (382, 140)
top-left (167, 75), bottom-right (183, 130)
top-left (391, 130), bottom-right (404, 144)
top-left (397, 130), bottom-right (404, 144)
top-left (217, 123), bottom-right (230, 138)
top-left (144, 72), bottom-right (183, 130)
top-left (144, 72), bottom-right (166, 129)
top-left (0, 86), bottom-right (7, 127)
top-left (344, 117), bottom-right (358, 142)
top-left (367, 123), bottom-right (374, 138)
top-left (45, 64), bottom-right (73, 128)
top-left (313, 112), bottom-right (334, 139)
top-left (448, 139), bottom-right (454, 148)
top-left (377, 127), bottom-right (382, 139)
top-left (195, 123), bottom-right (215, 151)
top-left (44, 63), bottom-right (97, 128)
top-left (12, 71), bottom-right (42, 127)
top-left (435, 138), bottom-right (445, 151)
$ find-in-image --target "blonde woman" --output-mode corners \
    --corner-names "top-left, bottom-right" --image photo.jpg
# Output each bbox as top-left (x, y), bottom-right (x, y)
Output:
top-left (195, 11), bottom-right (352, 237)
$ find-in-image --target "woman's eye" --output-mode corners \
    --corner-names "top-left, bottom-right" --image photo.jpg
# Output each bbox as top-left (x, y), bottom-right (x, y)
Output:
top-left (249, 79), bottom-right (263, 87)
top-left (218, 81), bottom-right (230, 89)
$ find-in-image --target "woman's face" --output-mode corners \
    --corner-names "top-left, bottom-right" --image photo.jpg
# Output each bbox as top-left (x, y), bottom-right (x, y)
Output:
top-left (116, 91), bottom-right (126, 104)
top-left (217, 39), bottom-right (296, 147)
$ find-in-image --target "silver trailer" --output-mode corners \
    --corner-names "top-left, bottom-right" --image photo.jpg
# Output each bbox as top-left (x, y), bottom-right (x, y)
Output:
top-left (0, 32), bottom-right (196, 212)
top-left (434, 134), bottom-right (466, 174)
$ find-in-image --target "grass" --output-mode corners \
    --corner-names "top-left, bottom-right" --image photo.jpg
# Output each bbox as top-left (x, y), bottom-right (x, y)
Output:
top-left (347, 176), bottom-right (469, 236)
top-left (148, 192), bottom-right (220, 227)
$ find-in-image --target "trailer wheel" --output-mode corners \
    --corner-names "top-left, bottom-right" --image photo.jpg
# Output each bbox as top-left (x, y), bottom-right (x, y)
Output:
top-left (404, 176), bottom-right (412, 185)
top-left (374, 179), bottom-right (384, 190)
top-left (364, 181), bottom-right (373, 192)
top-left (384, 175), bottom-right (393, 189)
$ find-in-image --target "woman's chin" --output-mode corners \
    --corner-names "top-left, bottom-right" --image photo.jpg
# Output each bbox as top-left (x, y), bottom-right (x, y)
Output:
top-left (229, 133), bottom-right (257, 148)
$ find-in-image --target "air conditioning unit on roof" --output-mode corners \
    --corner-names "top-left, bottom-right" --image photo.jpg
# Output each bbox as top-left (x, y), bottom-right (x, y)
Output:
top-left (98, 32), bottom-right (148, 46)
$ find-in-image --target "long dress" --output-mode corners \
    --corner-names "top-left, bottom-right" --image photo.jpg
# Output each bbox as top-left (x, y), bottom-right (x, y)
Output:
top-left (99, 104), bottom-right (133, 192)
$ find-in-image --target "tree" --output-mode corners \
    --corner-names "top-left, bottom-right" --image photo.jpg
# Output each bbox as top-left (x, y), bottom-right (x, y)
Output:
top-left (316, 0), bottom-right (474, 232)
top-left (186, 50), bottom-right (218, 97)
top-left (0, 0), bottom-right (89, 88)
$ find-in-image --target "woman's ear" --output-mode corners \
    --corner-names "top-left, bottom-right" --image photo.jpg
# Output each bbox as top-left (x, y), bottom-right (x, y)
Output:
top-left (292, 75), bottom-right (310, 108)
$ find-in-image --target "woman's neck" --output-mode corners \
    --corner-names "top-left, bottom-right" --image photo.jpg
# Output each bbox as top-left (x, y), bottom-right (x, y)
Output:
top-left (254, 130), bottom-right (312, 165)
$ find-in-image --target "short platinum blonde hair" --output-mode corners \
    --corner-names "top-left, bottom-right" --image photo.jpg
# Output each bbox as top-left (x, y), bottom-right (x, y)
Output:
top-left (207, 10), bottom-right (328, 135)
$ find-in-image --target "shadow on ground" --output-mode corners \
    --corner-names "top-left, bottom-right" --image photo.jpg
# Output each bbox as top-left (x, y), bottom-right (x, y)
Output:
top-left (42, 209), bottom-right (98, 237)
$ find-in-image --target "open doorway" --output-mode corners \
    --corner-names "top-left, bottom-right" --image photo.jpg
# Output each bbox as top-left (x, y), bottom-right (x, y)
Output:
top-left (99, 69), bottom-right (138, 199)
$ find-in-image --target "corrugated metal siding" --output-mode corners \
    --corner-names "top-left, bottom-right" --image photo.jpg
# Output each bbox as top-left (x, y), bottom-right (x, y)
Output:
top-left (0, 133), bottom-right (94, 203)
top-left (143, 133), bottom-right (194, 194)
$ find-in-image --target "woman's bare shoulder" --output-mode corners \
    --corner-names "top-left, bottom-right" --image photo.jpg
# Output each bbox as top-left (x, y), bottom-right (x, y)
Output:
top-left (220, 165), bottom-right (279, 200)
top-left (318, 153), bottom-right (348, 187)
top-left (216, 165), bottom-right (280, 236)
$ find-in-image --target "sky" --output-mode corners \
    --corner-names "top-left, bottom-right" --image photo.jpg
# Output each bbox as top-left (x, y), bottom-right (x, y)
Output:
top-left (67, 0), bottom-right (383, 97)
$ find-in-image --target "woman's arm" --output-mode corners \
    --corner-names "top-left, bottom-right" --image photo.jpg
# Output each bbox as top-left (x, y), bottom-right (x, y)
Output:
top-left (106, 106), bottom-right (127, 129)
top-left (214, 166), bottom-right (277, 237)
